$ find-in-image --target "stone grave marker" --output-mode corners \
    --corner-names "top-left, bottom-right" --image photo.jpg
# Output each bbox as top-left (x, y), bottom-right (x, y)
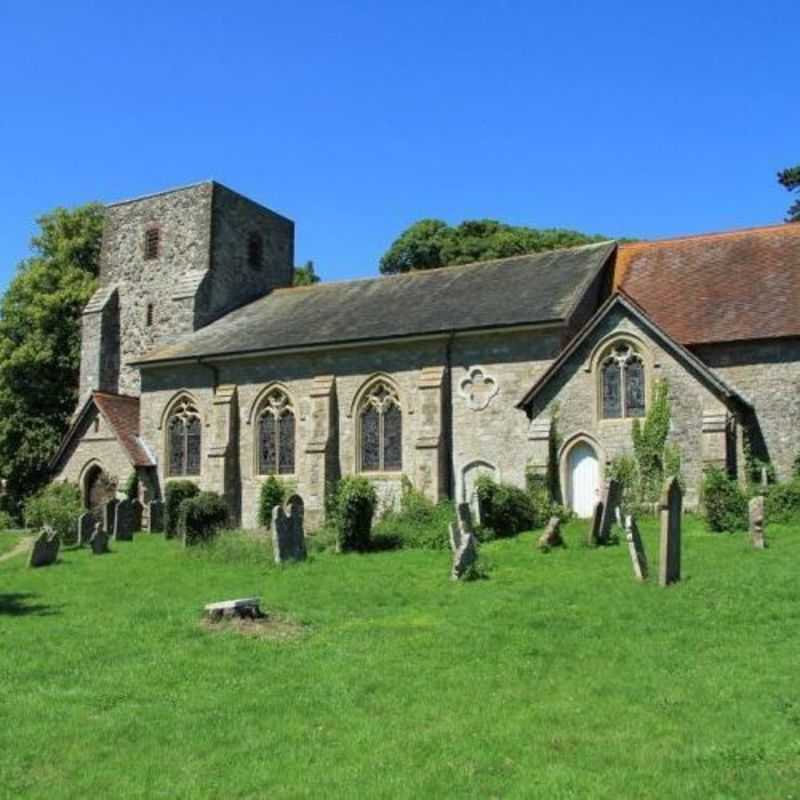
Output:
top-left (624, 514), bottom-right (648, 581)
top-left (749, 495), bottom-right (766, 550)
top-left (204, 597), bottom-right (263, 622)
top-left (537, 516), bottom-right (564, 550)
top-left (659, 476), bottom-right (682, 587)
top-left (77, 512), bottom-right (95, 547)
top-left (102, 498), bottom-right (118, 535)
top-left (449, 502), bottom-right (478, 580)
top-left (148, 500), bottom-right (164, 533)
top-left (89, 521), bottom-right (110, 555)
top-left (271, 499), bottom-right (307, 564)
top-left (131, 499), bottom-right (143, 532)
top-left (597, 478), bottom-right (622, 544)
top-left (28, 526), bottom-right (60, 568)
top-left (587, 500), bottom-right (604, 546)
top-left (114, 498), bottom-right (136, 541)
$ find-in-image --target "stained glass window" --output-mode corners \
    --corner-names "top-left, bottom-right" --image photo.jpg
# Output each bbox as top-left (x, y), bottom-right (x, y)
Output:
top-left (359, 381), bottom-right (402, 472)
top-left (167, 398), bottom-right (202, 476)
top-left (600, 342), bottom-right (647, 419)
top-left (257, 389), bottom-right (295, 475)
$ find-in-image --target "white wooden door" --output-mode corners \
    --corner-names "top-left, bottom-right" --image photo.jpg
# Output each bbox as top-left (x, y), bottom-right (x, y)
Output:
top-left (568, 443), bottom-right (599, 518)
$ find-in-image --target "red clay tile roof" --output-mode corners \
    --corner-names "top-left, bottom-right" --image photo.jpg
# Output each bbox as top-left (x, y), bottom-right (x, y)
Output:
top-left (93, 392), bottom-right (154, 467)
top-left (616, 223), bottom-right (800, 345)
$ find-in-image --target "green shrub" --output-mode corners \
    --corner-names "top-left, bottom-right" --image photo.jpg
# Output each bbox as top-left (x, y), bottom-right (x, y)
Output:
top-left (475, 476), bottom-right (537, 537)
top-left (257, 476), bottom-right (286, 528)
top-left (372, 479), bottom-right (453, 550)
top-left (525, 467), bottom-right (571, 526)
top-left (794, 453), bottom-right (800, 478)
top-left (164, 480), bottom-right (199, 538)
top-left (332, 476), bottom-right (377, 552)
top-left (702, 467), bottom-right (747, 532)
top-left (765, 479), bottom-right (800, 522)
top-left (0, 510), bottom-right (15, 530)
top-left (123, 472), bottom-right (139, 501)
top-left (24, 482), bottom-right (84, 544)
top-left (178, 491), bottom-right (228, 546)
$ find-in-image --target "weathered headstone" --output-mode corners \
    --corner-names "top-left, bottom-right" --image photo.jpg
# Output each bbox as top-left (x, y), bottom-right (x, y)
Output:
top-left (148, 500), bottom-right (164, 533)
top-left (537, 516), bottom-right (564, 550)
top-left (28, 526), bottom-right (60, 567)
top-left (659, 476), bottom-right (682, 587)
top-left (749, 495), bottom-right (766, 550)
top-left (102, 498), bottom-right (118, 535)
top-left (624, 514), bottom-right (648, 581)
top-left (587, 500), bottom-right (604, 546)
top-left (114, 498), bottom-right (136, 541)
top-left (449, 502), bottom-right (478, 579)
top-left (77, 512), bottom-right (95, 547)
top-left (89, 521), bottom-right (110, 555)
top-left (271, 500), bottom-right (307, 564)
top-left (597, 478), bottom-right (622, 544)
top-left (131, 499), bottom-right (143, 532)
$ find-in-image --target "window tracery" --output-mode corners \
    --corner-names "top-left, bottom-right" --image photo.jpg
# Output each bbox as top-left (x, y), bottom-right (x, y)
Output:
top-left (167, 397), bottom-right (201, 476)
top-left (600, 342), bottom-right (646, 419)
top-left (359, 381), bottom-right (402, 472)
top-left (257, 388), bottom-right (295, 475)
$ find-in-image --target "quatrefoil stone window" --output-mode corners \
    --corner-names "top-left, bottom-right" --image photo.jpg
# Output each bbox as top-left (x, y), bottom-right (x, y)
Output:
top-left (459, 367), bottom-right (499, 411)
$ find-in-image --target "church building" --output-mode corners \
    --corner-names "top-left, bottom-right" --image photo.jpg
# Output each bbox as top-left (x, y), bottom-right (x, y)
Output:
top-left (50, 181), bottom-right (800, 528)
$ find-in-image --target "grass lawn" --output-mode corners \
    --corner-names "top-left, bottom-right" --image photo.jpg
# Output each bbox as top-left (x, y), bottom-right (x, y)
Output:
top-left (1, 517), bottom-right (799, 798)
top-left (0, 531), bottom-right (25, 558)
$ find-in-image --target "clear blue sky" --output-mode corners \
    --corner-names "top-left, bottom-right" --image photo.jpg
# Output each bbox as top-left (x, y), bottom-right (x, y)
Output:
top-left (1, 1), bottom-right (797, 291)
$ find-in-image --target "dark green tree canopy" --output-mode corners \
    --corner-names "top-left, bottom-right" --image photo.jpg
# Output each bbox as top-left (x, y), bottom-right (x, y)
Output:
top-left (778, 165), bottom-right (800, 222)
top-left (0, 204), bottom-right (104, 513)
top-left (293, 259), bottom-right (321, 286)
top-left (379, 218), bottom-right (611, 274)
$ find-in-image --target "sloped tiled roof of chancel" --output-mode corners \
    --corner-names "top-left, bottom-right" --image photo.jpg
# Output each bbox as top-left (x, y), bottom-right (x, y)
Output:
top-left (617, 223), bottom-right (800, 345)
top-left (132, 241), bottom-right (617, 364)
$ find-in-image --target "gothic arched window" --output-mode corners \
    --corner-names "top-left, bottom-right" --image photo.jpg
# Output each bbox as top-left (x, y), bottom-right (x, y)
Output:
top-left (257, 388), bottom-right (295, 475)
top-left (167, 397), bottom-right (202, 476)
top-left (600, 342), bottom-right (646, 419)
top-left (359, 381), bottom-right (402, 472)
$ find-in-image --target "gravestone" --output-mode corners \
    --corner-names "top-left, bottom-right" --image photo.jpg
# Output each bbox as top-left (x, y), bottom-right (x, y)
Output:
top-left (89, 521), bottom-right (110, 555)
top-left (537, 516), bottom-right (564, 550)
top-left (28, 526), bottom-right (60, 567)
top-left (597, 478), bottom-right (622, 544)
top-left (659, 476), bottom-right (682, 587)
top-left (449, 502), bottom-right (478, 580)
top-left (148, 500), bottom-right (164, 533)
top-left (114, 498), bottom-right (136, 541)
top-left (624, 514), bottom-right (648, 581)
top-left (102, 498), bottom-right (118, 535)
top-left (587, 500), bottom-right (604, 546)
top-left (749, 495), bottom-right (766, 550)
top-left (131, 499), bottom-right (143, 532)
top-left (271, 500), bottom-right (306, 564)
top-left (77, 512), bottom-right (95, 547)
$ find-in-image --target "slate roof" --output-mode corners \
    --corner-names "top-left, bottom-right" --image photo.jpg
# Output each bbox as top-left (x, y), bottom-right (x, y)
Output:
top-left (617, 223), bottom-right (800, 345)
top-left (517, 293), bottom-right (752, 412)
top-left (133, 241), bottom-right (617, 364)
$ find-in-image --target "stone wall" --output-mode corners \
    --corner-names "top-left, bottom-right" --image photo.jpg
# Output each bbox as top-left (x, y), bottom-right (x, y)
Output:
top-left (693, 338), bottom-right (800, 480)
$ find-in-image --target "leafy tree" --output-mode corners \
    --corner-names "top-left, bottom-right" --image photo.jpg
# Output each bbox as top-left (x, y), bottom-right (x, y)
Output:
top-left (0, 204), bottom-right (104, 515)
top-left (778, 165), bottom-right (800, 222)
top-left (293, 259), bottom-right (320, 286)
top-left (379, 218), bottom-right (611, 274)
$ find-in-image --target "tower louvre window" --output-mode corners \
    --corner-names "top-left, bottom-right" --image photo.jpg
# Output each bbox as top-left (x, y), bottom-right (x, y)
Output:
top-left (144, 227), bottom-right (160, 260)
top-left (247, 232), bottom-right (263, 269)
top-left (146, 303), bottom-right (154, 327)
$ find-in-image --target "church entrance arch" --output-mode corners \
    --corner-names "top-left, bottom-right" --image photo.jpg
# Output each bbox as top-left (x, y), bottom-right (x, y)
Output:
top-left (565, 441), bottom-right (600, 518)
top-left (83, 464), bottom-right (115, 518)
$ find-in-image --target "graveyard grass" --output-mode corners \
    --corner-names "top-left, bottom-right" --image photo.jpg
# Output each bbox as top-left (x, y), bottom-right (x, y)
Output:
top-left (1, 517), bottom-right (799, 798)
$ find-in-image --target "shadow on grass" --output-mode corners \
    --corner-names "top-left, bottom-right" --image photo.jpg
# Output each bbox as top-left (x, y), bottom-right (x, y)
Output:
top-left (0, 593), bottom-right (61, 617)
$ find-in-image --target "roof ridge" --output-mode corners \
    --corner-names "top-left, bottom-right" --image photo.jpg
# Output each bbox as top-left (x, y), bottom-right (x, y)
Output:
top-left (619, 222), bottom-right (798, 250)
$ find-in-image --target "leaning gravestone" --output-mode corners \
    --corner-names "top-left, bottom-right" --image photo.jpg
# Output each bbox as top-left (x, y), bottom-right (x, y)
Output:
top-left (597, 478), bottom-right (622, 544)
top-left (114, 498), bottom-right (136, 541)
top-left (271, 501), bottom-right (307, 564)
top-left (89, 521), bottom-right (110, 555)
top-left (77, 512), bottom-right (95, 547)
top-left (624, 514), bottom-right (648, 581)
top-left (28, 526), bottom-right (60, 568)
top-left (449, 502), bottom-right (478, 580)
top-left (749, 495), bottom-right (766, 550)
top-left (587, 500), bottom-right (604, 546)
top-left (102, 498), bottom-right (118, 535)
top-left (659, 476), bottom-right (682, 587)
top-left (537, 516), bottom-right (564, 550)
top-left (148, 500), bottom-right (164, 533)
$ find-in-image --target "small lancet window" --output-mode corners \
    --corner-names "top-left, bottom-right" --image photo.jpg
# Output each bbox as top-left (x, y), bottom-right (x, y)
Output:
top-left (257, 388), bottom-right (295, 475)
top-left (247, 232), bottom-right (263, 269)
top-left (146, 303), bottom-right (154, 327)
top-left (144, 227), bottom-right (160, 260)
top-left (167, 397), bottom-right (201, 476)
top-left (359, 381), bottom-right (402, 472)
top-left (600, 342), bottom-right (646, 419)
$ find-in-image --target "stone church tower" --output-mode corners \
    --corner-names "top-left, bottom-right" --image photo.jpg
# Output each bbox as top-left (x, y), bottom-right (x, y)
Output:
top-left (78, 181), bottom-right (294, 400)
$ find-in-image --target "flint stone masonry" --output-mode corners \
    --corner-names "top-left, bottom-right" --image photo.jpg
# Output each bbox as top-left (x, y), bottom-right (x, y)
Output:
top-left (114, 498), bottom-right (136, 541)
top-left (29, 527), bottom-right (60, 568)
top-left (90, 522), bottom-right (110, 555)
top-left (537, 516), bottom-right (564, 550)
top-left (624, 515), bottom-right (648, 581)
top-left (659, 477), bottom-right (682, 587)
top-left (77, 513), bottom-right (95, 546)
top-left (271, 499), bottom-right (306, 564)
top-left (749, 495), bottom-right (766, 550)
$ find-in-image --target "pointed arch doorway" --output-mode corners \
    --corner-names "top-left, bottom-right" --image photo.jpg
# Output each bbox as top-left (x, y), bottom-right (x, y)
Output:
top-left (565, 441), bottom-right (600, 518)
top-left (83, 464), bottom-right (115, 518)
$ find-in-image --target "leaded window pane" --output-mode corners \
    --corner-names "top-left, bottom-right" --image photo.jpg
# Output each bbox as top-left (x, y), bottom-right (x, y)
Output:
top-left (625, 358), bottom-right (645, 418)
top-left (383, 404), bottom-right (402, 471)
top-left (166, 399), bottom-right (202, 476)
top-left (602, 360), bottom-right (622, 419)
top-left (259, 414), bottom-right (277, 475)
top-left (278, 412), bottom-right (295, 474)
top-left (169, 417), bottom-right (185, 475)
top-left (361, 406), bottom-right (380, 471)
top-left (186, 417), bottom-right (201, 475)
